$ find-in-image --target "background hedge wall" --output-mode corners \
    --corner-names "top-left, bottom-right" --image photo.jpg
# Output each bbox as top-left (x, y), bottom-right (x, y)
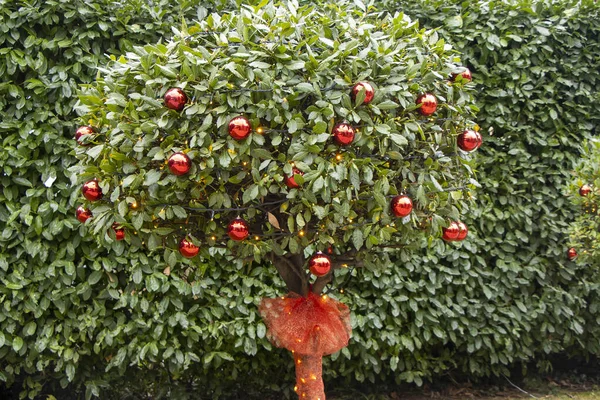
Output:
top-left (1, 0), bottom-right (599, 399)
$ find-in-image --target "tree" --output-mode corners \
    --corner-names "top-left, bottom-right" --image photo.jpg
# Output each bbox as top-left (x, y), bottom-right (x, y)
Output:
top-left (73, 1), bottom-right (478, 398)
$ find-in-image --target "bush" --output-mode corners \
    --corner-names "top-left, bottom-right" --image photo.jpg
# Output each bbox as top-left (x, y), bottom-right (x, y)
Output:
top-left (1, 0), bottom-right (600, 398)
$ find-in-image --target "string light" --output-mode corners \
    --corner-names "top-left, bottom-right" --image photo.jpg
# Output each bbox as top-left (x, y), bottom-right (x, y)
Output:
top-left (335, 153), bottom-right (343, 161)
top-left (298, 230), bottom-right (305, 237)
top-left (256, 127), bottom-right (264, 134)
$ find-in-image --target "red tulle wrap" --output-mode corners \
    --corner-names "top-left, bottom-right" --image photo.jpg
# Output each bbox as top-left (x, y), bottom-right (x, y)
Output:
top-left (259, 292), bottom-right (351, 400)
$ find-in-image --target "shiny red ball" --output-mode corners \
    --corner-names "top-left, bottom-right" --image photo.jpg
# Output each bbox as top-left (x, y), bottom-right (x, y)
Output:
top-left (308, 252), bottom-right (331, 277)
top-left (391, 195), bottom-right (413, 217)
top-left (351, 81), bottom-right (375, 104)
top-left (228, 116), bottom-right (251, 140)
top-left (475, 131), bottom-right (483, 149)
top-left (112, 224), bottom-right (125, 241)
top-left (579, 184), bottom-right (592, 197)
top-left (76, 206), bottom-right (92, 223)
top-left (179, 238), bottom-right (200, 258)
top-left (285, 168), bottom-right (304, 189)
top-left (168, 152), bottom-right (191, 176)
top-left (228, 218), bottom-right (249, 241)
top-left (442, 221), bottom-right (460, 241)
top-left (416, 93), bottom-right (437, 116)
top-left (567, 247), bottom-right (578, 261)
top-left (332, 123), bottom-right (355, 146)
top-left (164, 88), bottom-right (188, 111)
top-left (75, 126), bottom-right (94, 145)
top-left (457, 130), bottom-right (480, 152)
top-left (452, 68), bottom-right (472, 82)
top-left (82, 180), bottom-right (102, 201)
top-left (456, 221), bottom-right (468, 241)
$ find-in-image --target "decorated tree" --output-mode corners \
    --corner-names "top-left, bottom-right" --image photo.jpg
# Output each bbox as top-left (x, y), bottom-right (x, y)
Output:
top-left (568, 139), bottom-right (600, 263)
top-left (72, 1), bottom-right (479, 398)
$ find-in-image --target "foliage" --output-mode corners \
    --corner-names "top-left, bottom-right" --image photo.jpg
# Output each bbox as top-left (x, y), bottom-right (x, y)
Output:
top-left (72, 1), bottom-right (477, 298)
top-left (1, 0), bottom-right (600, 399)
top-left (377, 0), bottom-right (600, 383)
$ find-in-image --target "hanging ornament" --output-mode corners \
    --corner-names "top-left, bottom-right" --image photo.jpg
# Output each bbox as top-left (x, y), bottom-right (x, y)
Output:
top-left (332, 122), bottom-right (355, 146)
top-left (179, 238), bottom-right (200, 258)
top-left (416, 93), bottom-right (437, 116)
top-left (567, 247), bottom-right (578, 261)
top-left (112, 224), bottom-right (125, 241)
top-left (75, 126), bottom-right (94, 146)
top-left (327, 245), bottom-right (334, 255)
top-left (457, 130), bottom-right (481, 152)
top-left (76, 206), bottom-right (92, 223)
top-left (285, 168), bottom-right (304, 189)
top-left (442, 221), bottom-right (460, 241)
top-left (228, 116), bottom-right (251, 140)
top-left (456, 221), bottom-right (468, 241)
top-left (390, 195), bottom-right (413, 217)
top-left (452, 68), bottom-right (472, 83)
top-left (308, 252), bottom-right (332, 276)
top-left (163, 88), bottom-right (188, 111)
top-left (579, 184), bottom-right (592, 197)
top-left (228, 218), bottom-right (249, 241)
top-left (82, 179), bottom-right (102, 201)
top-left (168, 152), bottom-right (191, 176)
top-left (351, 81), bottom-right (375, 104)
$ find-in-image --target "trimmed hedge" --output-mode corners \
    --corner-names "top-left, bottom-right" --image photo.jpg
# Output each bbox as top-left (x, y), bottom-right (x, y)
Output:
top-left (1, 0), bottom-right (600, 399)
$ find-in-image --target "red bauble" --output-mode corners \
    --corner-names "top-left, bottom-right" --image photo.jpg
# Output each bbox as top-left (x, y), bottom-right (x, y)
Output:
top-left (164, 88), bottom-right (188, 111)
top-left (228, 116), bottom-right (251, 140)
top-left (457, 130), bottom-right (481, 152)
top-left (168, 152), bottom-right (191, 176)
top-left (228, 218), bottom-right (249, 241)
top-left (285, 168), bottom-right (304, 189)
top-left (332, 123), bottom-right (355, 146)
top-left (416, 93), bottom-right (437, 116)
top-left (567, 247), bottom-right (578, 261)
top-left (351, 81), bottom-right (375, 104)
top-left (179, 238), bottom-right (200, 258)
top-left (82, 179), bottom-right (102, 201)
top-left (452, 68), bottom-right (472, 82)
top-left (579, 184), bottom-right (592, 197)
top-left (442, 221), bottom-right (460, 241)
top-left (308, 252), bottom-right (331, 276)
top-left (456, 221), bottom-right (468, 241)
top-left (75, 126), bottom-right (94, 145)
top-left (390, 195), bottom-right (413, 217)
top-left (112, 224), bottom-right (125, 241)
top-left (76, 206), bottom-right (92, 223)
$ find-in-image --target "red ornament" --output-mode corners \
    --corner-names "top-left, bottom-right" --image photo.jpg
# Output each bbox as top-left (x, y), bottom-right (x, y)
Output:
top-left (82, 179), bottom-right (102, 201)
top-left (308, 252), bottom-right (331, 276)
top-left (285, 168), bottom-right (304, 189)
top-left (75, 126), bottom-right (94, 145)
top-left (452, 68), bottom-right (472, 82)
top-left (351, 82), bottom-right (375, 104)
top-left (567, 247), bottom-right (578, 261)
top-left (457, 130), bottom-right (481, 152)
top-left (416, 93), bottom-right (437, 116)
top-left (579, 184), bottom-right (592, 197)
top-left (442, 221), bottom-right (460, 241)
top-left (179, 238), bottom-right (200, 258)
top-left (76, 206), bottom-right (92, 223)
top-left (228, 116), bottom-right (251, 140)
top-left (390, 195), bottom-right (413, 217)
top-left (327, 246), bottom-right (334, 255)
top-left (164, 88), bottom-right (188, 111)
top-left (456, 221), bottom-right (468, 241)
top-left (112, 224), bottom-right (125, 241)
top-left (168, 152), bottom-right (191, 176)
top-left (228, 218), bottom-right (249, 241)
top-left (332, 123), bottom-right (355, 146)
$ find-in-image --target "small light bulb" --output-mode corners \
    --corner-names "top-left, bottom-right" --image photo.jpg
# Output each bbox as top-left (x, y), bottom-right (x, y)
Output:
top-left (256, 127), bottom-right (264, 134)
top-left (242, 161), bottom-right (248, 166)
top-left (336, 153), bottom-right (343, 161)
top-left (211, 236), bottom-right (216, 241)
top-left (340, 289), bottom-right (344, 293)
top-left (299, 230), bottom-right (305, 237)
top-left (254, 235), bottom-right (259, 240)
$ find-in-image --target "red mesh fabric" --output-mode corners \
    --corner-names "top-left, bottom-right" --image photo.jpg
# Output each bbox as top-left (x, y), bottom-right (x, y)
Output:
top-left (259, 292), bottom-right (352, 400)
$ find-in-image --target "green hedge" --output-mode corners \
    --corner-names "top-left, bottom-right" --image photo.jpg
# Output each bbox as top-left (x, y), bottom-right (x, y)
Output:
top-left (1, 0), bottom-right (600, 399)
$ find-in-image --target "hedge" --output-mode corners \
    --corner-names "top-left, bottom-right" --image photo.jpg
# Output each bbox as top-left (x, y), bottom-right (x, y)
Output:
top-left (1, 0), bottom-right (600, 399)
